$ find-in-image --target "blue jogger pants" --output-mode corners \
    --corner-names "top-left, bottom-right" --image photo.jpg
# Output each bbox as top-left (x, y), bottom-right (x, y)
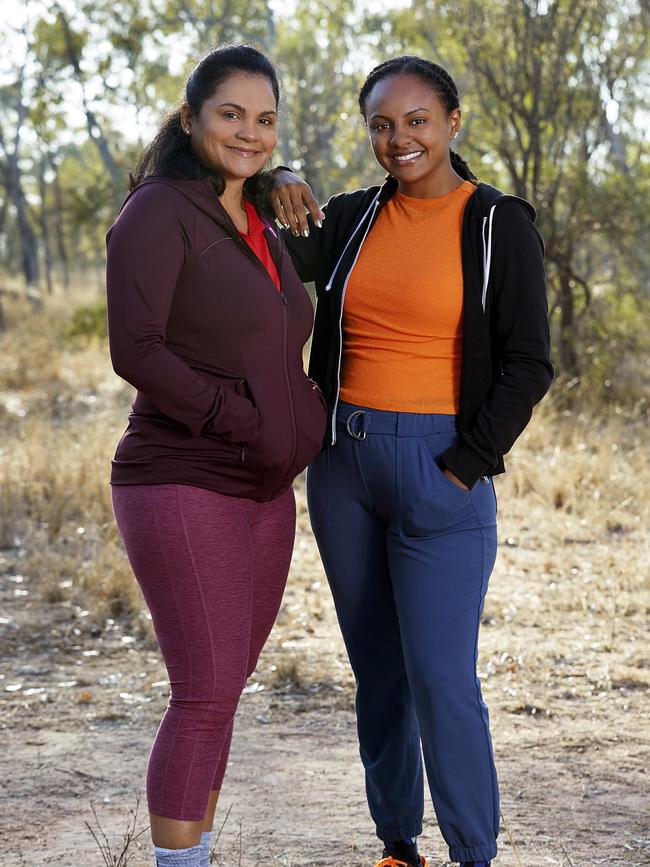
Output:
top-left (307, 402), bottom-right (500, 864)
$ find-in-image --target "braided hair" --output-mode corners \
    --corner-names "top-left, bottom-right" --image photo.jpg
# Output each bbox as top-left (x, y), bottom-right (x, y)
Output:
top-left (358, 56), bottom-right (477, 183)
top-left (129, 45), bottom-right (279, 217)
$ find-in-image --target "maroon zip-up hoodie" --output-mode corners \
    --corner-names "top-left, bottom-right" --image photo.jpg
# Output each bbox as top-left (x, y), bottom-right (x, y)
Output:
top-left (106, 176), bottom-right (327, 502)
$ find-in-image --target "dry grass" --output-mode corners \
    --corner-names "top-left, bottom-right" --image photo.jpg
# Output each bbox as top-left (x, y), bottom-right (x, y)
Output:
top-left (1, 289), bottom-right (647, 653)
top-left (0, 292), bottom-right (145, 630)
top-left (1, 288), bottom-right (649, 864)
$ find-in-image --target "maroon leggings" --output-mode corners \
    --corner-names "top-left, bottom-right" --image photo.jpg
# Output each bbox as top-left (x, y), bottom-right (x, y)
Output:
top-left (111, 483), bottom-right (295, 821)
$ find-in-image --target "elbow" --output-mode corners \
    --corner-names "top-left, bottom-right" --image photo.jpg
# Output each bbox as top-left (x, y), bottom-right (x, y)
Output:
top-left (109, 333), bottom-right (161, 384)
top-left (111, 354), bottom-right (134, 383)
top-left (109, 342), bottom-right (139, 384)
top-left (531, 361), bottom-right (555, 405)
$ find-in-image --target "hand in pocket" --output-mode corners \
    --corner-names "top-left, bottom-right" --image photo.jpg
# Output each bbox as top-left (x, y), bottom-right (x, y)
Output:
top-left (442, 467), bottom-right (470, 491)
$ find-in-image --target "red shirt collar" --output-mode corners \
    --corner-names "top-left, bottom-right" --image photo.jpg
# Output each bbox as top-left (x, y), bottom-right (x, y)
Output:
top-left (241, 198), bottom-right (267, 238)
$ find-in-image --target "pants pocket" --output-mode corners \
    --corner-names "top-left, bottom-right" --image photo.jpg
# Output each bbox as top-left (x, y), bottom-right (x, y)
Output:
top-left (399, 434), bottom-right (477, 536)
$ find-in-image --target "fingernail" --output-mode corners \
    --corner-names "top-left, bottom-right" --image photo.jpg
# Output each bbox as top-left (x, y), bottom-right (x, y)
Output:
top-left (282, 222), bottom-right (290, 229)
top-left (315, 219), bottom-right (323, 228)
top-left (302, 229), bottom-right (310, 237)
top-left (319, 211), bottom-right (326, 220)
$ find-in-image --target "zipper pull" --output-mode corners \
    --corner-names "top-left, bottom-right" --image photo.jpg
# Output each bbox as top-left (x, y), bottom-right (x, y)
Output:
top-left (241, 446), bottom-right (247, 462)
top-left (280, 291), bottom-right (287, 306)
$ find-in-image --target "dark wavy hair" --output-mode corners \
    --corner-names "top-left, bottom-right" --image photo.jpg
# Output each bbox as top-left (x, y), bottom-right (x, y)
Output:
top-left (359, 55), bottom-right (477, 183)
top-left (129, 45), bottom-right (280, 216)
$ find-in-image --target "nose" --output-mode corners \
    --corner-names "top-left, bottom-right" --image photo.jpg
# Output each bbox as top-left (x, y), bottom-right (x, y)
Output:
top-left (235, 118), bottom-right (258, 142)
top-left (389, 123), bottom-right (413, 149)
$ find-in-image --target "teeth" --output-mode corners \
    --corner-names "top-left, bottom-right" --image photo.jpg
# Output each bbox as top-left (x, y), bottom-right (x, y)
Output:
top-left (393, 152), bottom-right (422, 161)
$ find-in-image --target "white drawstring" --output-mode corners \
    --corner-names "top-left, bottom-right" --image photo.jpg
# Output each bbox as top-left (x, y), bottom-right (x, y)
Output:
top-left (481, 205), bottom-right (496, 312)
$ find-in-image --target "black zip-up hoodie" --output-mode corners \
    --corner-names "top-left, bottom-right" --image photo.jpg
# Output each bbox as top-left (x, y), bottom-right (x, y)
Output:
top-left (281, 177), bottom-right (554, 488)
top-left (106, 176), bottom-right (327, 502)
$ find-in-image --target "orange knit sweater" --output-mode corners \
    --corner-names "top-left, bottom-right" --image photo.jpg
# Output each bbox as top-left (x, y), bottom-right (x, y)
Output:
top-left (340, 180), bottom-right (476, 414)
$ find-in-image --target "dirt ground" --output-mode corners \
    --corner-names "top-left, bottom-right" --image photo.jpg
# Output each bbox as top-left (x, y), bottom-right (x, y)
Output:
top-left (1, 472), bottom-right (649, 867)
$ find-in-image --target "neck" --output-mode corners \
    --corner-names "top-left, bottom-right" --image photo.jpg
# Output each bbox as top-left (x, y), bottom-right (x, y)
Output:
top-left (219, 179), bottom-right (246, 212)
top-left (218, 179), bottom-right (250, 233)
top-left (219, 178), bottom-right (244, 209)
top-left (398, 163), bottom-right (464, 199)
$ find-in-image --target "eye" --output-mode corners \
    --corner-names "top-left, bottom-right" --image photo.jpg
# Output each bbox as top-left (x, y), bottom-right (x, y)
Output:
top-left (259, 117), bottom-right (274, 126)
top-left (409, 118), bottom-right (426, 125)
top-left (223, 111), bottom-right (239, 120)
top-left (371, 123), bottom-right (390, 132)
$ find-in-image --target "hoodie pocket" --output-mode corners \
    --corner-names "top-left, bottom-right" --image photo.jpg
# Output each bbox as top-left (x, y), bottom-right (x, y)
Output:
top-left (292, 376), bottom-right (328, 475)
top-left (202, 374), bottom-right (261, 446)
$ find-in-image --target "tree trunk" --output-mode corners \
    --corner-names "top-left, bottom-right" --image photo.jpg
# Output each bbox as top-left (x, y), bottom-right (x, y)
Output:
top-left (37, 160), bottom-right (54, 295)
top-left (0, 75), bottom-right (40, 296)
top-left (50, 160), bottom-right (70, 290)
top-left (56, 7), bottom-right (122, 191)
top-left (558, 269), bottom-right (578, 375)
top-left (5, 157), bottom-right (40, 291)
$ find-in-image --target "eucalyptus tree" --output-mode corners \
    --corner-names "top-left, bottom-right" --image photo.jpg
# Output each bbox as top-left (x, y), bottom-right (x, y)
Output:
top-left (364, 0), bottom-right (650, 377)
top-left (274, 0), bottom-right (376, 202)
top-left (0, 20), bottom-right (42, 294)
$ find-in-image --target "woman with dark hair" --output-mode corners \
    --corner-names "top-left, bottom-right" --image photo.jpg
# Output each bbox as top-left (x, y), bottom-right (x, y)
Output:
top-left (106, 45), bottom-right (326, 867)
top-left (272, 56), bottom-right (553, 867)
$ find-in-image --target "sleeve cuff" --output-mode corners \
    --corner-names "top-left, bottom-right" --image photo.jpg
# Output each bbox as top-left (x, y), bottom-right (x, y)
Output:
top-left (440, 440), bottom-right (492, 489)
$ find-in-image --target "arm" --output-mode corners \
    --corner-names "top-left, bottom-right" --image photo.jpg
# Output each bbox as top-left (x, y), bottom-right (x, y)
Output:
top-left (106, 185), bottom-right (260, 444)
top-left (270, 167), bottom-right (326, 284)
top-left (441, 203), bottom-right (554, 487)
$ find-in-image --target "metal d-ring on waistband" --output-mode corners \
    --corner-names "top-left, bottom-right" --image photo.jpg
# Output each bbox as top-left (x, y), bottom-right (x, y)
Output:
top-left (345, 409), bottom-right (367, 440)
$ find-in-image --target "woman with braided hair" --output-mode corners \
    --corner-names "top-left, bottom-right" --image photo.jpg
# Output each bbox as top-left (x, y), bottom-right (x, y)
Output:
top-left (271, 56), bottom-right (553, 867)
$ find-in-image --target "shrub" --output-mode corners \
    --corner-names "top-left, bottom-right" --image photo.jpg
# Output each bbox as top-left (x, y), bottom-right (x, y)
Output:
top-left (67, 301), bottom-right (108, 343)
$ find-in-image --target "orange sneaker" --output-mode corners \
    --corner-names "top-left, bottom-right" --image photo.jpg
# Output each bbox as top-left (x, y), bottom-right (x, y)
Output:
top-left (374, 856), bottom-right (428, 867)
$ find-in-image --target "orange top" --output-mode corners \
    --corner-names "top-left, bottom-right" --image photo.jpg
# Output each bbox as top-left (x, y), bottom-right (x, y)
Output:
top-left (339, 180), bottom-right (477, 414)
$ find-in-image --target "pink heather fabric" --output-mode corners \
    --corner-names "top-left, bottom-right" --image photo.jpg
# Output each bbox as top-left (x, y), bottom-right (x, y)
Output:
top-left (112, 482), bottom-right (296, 820)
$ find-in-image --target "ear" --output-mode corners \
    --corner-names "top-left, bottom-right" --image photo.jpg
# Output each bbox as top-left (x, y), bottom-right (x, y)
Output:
top-left (448, 108), bottom-right (462, 140)
top-left (180, 103), bottom-right (192, 134)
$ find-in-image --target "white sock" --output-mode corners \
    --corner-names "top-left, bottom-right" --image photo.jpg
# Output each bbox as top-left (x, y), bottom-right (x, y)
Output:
top-left (199, 830), bottom-right (212, 866)
top-left (153, 843), bottom-right (203, 866)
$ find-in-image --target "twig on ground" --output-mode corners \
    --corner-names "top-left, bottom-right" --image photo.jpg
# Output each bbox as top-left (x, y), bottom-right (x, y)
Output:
top-left (561, 843), bottom-right (576, 866)
top-left (85, 794), bottom-right (149, 866)
top-left (500, 807), bottom-right (524, 867)
top-left (211, 802), bottom-right (234, 863)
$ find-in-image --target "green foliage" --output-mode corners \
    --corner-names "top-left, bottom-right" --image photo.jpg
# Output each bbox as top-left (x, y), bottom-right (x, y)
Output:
top-left (274, 0), bottom-right (376, 200)
top-left (1, 0), bottom-right (648, 406)
top-left (67, 301), bottom-right (108, 343)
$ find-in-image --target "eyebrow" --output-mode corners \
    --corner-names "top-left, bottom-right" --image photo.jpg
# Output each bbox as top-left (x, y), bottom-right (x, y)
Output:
top-left (369, 107), bottom-right (431, 121)
top-left (218, 102), bottom-right (277, 116)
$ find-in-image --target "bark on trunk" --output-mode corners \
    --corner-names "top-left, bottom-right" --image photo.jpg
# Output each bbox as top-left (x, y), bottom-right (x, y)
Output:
top-left (50, 160), bottom-right (70, 290)
top-left (38, 161), bottom-right (54, 295)
top-left (558, 269), bottom-right (578, 375)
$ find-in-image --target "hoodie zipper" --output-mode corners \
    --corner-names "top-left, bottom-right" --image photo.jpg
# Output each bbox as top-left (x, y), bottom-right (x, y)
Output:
top-left (324, 193), bottom-right (381, 293)
top-left (229, 231), bottom-right (297, 468)
top-left (280, 289), bottom-right (298, 474)
top-left (328, 199), bottom-right (381, 446)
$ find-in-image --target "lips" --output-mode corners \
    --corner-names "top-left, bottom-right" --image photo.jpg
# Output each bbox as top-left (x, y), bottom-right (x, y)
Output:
top-left (226, 146), bottom-right (262, 158)
top-left (389, 150), bottom-right (424, 165)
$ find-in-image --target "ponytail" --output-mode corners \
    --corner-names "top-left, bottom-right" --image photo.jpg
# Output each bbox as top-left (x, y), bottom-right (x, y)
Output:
top-left (450, 149), bottom-right (477, 183)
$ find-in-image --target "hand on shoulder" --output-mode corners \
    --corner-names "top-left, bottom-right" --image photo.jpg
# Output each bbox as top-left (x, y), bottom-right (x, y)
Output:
top-left (270, 168), bottom-right (325, 237)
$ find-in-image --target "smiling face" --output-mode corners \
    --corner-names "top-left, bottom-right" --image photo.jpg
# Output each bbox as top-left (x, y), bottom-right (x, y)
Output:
top-left (181, 71), bottom-right (278, 182)
top-left (365, 73), bottom-right (461, 198)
